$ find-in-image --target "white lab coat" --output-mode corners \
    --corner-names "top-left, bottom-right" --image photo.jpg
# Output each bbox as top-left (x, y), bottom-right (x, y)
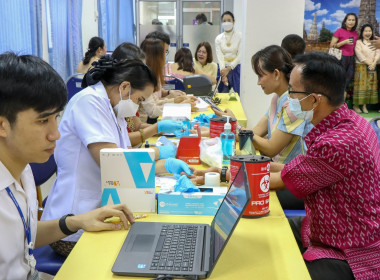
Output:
top-left (41, 82), bottom-right (131, 242)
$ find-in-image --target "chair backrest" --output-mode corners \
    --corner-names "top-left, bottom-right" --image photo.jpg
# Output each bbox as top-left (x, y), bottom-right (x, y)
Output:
top-left (370, 117), bottom-right (380, 148)
top-left (66, 73), bottom-right (84, 101)
top-left (165, 77), bottom-right (185, 91)
top-left (30, 154), bottom-right (57, 187)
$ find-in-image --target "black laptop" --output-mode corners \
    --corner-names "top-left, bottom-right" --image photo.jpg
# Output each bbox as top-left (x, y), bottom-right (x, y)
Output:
top-left (112, 163), bottom-right (251, 278)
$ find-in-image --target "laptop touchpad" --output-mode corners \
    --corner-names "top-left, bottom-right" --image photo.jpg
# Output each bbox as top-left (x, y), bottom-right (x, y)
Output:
top-left (130, 234), bottom-right (155, 252)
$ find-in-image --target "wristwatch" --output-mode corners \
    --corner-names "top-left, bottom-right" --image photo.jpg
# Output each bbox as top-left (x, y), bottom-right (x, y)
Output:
top-left (220, 166), bottom-right (228, 183)
top-left (59, 214), bottom-right (77, 235)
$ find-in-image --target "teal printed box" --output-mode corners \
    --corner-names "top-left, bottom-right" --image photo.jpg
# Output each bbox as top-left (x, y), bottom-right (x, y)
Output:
top-left (157, 187), bottom-right (227, 215)
top-left (100, 148), bottom-right (156, 212)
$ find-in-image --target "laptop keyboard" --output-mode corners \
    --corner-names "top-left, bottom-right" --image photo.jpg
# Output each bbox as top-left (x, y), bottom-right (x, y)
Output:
top-left (150, 224), bottom-right (198, 272)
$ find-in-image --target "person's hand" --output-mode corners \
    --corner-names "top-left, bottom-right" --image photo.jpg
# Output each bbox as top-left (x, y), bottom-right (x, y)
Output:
top-left (220, 67), bottom-right (231, 77)
top-left (69, 204), bottom-right (135, 232)
top-left (343, 38), bottom-right (352, 45)
top-left (370, 36), bottom-right (380, 50)
top-left (212, 107), bottom-right (236, 119)
top-left (168, 90), bottom-right (186, 99)
top-left (158, 120), bottom-right (184, 134)
top-left (189, 167), bottom-right (220, 185)
top-left (164, 158), bottom-right (193, 177)
top-left (222, 75), bottom-right (229, 86)
top-left (158, 145), bottom-right (177, 159)
top-left (369, 62), bottom-right (377, 71)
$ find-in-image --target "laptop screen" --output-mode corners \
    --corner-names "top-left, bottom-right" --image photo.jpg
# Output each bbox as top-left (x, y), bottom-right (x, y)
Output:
top-left (208, 164), bottom-right (249, 273)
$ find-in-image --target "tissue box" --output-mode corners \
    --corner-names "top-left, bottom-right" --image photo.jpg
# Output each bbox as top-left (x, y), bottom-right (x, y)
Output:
top-left (100, 148), bottom-right (156, 212)
top-left (157, 187), bottom-right (227, 215)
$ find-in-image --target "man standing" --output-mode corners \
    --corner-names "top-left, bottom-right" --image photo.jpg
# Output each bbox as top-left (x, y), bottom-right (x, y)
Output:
top-left (0, 53), bottom-right (135, 279)
top-left (270, 52), bottom-right (380, 280)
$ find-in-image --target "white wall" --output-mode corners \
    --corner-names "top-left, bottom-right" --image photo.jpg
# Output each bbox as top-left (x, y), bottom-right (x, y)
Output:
top-left (82, 0), bottom-right (99, 56)
top-left (238, 0), bottom-right (305, 127)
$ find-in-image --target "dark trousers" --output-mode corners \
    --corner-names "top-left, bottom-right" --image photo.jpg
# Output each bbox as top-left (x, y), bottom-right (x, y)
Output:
top-left (340, 55), bottom-right (355, 91)
top-left (288, 217), bottom-right (355, 280)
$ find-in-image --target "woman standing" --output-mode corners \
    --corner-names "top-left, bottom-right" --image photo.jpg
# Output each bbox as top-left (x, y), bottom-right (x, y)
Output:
top-left (215, 11), bottom-right (242, 94)
top-left (193, 42), bottom-right (218, 84)
top-left (330, 13), bottom-right (358, 91)
top-left (353, 24), bottom-right (380, 114)
top-left (77, 37), bottom-right (106, 73)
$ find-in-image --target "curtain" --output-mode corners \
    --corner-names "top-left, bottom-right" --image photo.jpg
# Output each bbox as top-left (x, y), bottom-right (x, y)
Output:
top-left (0, 0), bottom-right (43, 56)
top-left (47, 0), bottom-right (83, 80)
top-left (98, 0), bottom-right (135, 51)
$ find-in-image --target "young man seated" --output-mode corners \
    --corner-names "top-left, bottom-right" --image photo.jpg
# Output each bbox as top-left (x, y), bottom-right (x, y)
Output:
top-left (0, 52), bottom-right (135, 279)
top-left (270, 52), bottom-right (380, 280)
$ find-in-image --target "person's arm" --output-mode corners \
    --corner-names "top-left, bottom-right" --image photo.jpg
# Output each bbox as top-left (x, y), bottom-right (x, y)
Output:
top-left (88, 142), bottom-right (118, 166)
top-left (252, 116), bottom-right (269, 138)
top-left (270, 162), bottom-right (285, 173)
top-left (269, 171), bottom-right (286, 191)
top-left (215, 35), bottom-right (225, 70)
top-left (35, 204), bottom-right (135, 248)
top-left (330, 36), bottom-right (339, 48)
top-left (252, 129), bottom-right (294, 158)
top-left (128, 123), bottom-right (159, 147)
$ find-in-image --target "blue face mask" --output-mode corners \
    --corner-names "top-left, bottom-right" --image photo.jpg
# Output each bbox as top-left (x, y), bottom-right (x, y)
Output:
top-left (288, 94), bottom-right (315, 121)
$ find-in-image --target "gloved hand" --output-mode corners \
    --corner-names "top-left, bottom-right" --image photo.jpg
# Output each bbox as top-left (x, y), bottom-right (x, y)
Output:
top-left (174, 175), bottom-right (200, 193)
top-left (157, 120), bottom-right (184, 134)
top-left (164, 158), bottom-right (193, 177)
top-left (158, 145), bottom-right (177, 159)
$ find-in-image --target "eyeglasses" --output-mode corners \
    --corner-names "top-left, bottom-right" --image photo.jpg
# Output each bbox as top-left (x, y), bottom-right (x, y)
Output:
top-left (197, 50), bottom-right (207, 55)
top-left (288, 87), bottom-right (330, 100)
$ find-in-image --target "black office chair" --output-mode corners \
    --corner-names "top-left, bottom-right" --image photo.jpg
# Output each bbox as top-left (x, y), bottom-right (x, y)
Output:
top-left (65, 73), bottom-right (84, 101)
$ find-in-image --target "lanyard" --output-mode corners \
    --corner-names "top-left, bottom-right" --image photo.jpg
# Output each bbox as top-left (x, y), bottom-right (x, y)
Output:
top-left (5, 186), bottom-right (36, 271)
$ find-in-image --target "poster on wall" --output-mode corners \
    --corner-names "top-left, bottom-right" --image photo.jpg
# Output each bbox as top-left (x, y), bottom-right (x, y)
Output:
top-left (304, 0), bottom-right (380, 52)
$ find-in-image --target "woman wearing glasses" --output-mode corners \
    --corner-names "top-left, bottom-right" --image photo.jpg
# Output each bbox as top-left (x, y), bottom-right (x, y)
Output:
top-left (213, 45), bottom-right (313, 209)
top-left (193, 42), bottom-right (218, 85)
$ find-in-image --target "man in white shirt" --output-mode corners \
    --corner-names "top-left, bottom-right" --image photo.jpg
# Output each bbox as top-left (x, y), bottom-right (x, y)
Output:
top-left (0, 52), bottom-right (135, 279)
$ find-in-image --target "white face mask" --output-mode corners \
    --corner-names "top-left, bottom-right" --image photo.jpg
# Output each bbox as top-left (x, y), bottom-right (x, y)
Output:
top-left (288, 94), bottom-right (316, 121)
top-left (222, 22), bottom-right (233, 32)
top-left (113, 86), bottom-right (139, 118)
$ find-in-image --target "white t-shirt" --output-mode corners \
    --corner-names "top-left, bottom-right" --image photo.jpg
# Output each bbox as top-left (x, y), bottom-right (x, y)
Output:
top-left (41, 82), bottom-right (131, 242)
top-left (0, 161), bottom-right (38, 279)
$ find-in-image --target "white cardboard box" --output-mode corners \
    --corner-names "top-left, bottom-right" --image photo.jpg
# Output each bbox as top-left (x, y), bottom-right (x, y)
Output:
top-left (100, 148), bottom-right (156, 212)
top-left (162, 103), bottom-right (191, 122)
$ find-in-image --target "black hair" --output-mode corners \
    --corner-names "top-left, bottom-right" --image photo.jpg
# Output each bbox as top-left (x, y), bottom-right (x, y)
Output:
top-left (359, 23), bottom-right (374, 41)
top-left (0, 52), bottom-right (67, 125)
top-left (281, 34), bottom-right (306, 59)
top-left (341, 13), bottom-right (358, 30)
top-left (293, 52), bottom-right (345, 107)
top-left (221, 11), bottom-right (235, 22)
top-left (251, 45), bottom-right (293, 82)
top-left (196, 13), bottom-right (207, 23)
top-left (83, 37), bottom-right (105, 65)
top-left (175, 48), bottom-right (195, 73)
top-left (145, 31), bottom-right (170, 45)
top-left (112, 42), bottom-right (146, 61)
top-left (86, 55), bottom-right (157, 91)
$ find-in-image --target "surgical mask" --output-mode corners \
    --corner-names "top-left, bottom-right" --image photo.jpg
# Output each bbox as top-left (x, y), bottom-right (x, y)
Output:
top-left (288, 94), bottom-right (316, 121)
top-left (113, 86), bottom-right (139, 118)
top-left (165, 52), bottom-right (169, 64)
top-left (222, 22), bottom-right (233, 32)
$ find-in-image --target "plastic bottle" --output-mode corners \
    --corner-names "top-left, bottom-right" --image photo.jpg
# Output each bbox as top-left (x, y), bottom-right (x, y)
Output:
top-left (220, 116), bottom-right (235, 165)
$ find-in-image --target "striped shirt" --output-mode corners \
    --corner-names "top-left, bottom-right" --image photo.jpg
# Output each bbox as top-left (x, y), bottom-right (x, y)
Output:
top-left (282, 104), bottom-right (380, 280)
top-left (265, 92), bottom-right (313, 164)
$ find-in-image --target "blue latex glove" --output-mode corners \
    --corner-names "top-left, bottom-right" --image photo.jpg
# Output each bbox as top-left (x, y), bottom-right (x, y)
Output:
top-left (158, 120), bottom-right (184, 134)
top-left (158, 145), bottom-right (177, 159)
top-left (164, 158), bottom-right (193, 177)
top-left (174, 129), bottom-right (190, 138)
top-left (174, 175), bottom-right (200, 193)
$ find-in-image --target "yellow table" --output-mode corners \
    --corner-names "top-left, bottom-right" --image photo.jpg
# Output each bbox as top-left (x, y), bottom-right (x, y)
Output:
top-left (55, 192), bottom-right (311, 280)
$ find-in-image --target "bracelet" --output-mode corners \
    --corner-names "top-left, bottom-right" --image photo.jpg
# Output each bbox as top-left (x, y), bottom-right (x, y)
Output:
top-left (220, 166), bottom-right (228, 183)
top-left (139, 129), bottom-right (145, 143)
top-left (59, 214), bottom-right (77, 235)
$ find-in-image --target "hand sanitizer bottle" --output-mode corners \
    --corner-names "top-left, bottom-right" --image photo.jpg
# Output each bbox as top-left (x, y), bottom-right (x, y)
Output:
top-left (220, 116), bottom-right (235, 165)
